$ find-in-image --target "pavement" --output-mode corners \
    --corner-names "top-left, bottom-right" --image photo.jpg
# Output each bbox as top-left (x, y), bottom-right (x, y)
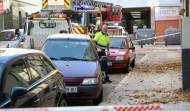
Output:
top-left (99, 45), bottom-right (189, 106)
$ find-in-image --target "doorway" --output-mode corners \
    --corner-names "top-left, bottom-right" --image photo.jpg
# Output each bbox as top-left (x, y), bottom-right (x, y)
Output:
top-left (122, 8), bottom-right (151, 34)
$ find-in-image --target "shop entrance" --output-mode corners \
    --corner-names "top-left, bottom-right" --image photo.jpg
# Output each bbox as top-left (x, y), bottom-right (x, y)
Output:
top-left (122, 8), bottom-right (151, 34)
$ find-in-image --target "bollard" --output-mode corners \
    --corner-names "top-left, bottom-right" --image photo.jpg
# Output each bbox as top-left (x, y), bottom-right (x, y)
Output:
top-left (141, 40), bottom-right (143, 48)
top-left (165, 37), bottom-right (167, 47)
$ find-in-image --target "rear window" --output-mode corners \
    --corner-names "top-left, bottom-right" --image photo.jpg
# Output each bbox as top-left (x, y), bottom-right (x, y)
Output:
top-left (39, 20), bottom-right (56, 28)
top-left (0, 32), bottom-right (17, 41)
top-left (109, 37), bottom-right (126, 49)
top-left (42, 39), bottom-right (97, 61)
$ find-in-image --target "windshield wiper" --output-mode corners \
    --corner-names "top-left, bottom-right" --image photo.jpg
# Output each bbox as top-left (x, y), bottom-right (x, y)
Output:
top-left (49, 57), bottom-right (60, 60)
top-left (109, 47), bottom-right (119, 49)
top-left (60, 57), bottom-right (95, 61)
top-left (60, 57), bottom-right (83, 61)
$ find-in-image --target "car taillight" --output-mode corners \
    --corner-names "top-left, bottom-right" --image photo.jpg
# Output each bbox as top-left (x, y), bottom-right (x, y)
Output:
top-left (122, 33), bottom-right (127, 36)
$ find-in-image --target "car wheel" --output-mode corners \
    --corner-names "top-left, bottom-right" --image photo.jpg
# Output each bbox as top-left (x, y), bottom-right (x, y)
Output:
top-left (130, 58), bottom-right (135, 68)
top-left (58, 96), bottom-right (67, 107)
top-left (124, 59), bottom-right (129, 73)
top-left (92, 88), bottom-right (103, 105)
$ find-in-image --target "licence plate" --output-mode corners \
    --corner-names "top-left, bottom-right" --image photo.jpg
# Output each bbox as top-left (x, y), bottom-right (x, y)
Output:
top-left (66, 87), bottom-right (77, 93)
top-left (107, 62), bottom-right (112, 66)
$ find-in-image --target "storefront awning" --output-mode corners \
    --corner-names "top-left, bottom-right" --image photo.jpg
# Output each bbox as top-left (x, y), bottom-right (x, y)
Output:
top-left (19, 6), bottom-right (40, 15)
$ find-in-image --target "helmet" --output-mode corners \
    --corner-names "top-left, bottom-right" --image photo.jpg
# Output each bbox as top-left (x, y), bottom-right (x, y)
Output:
top-left (91, 24), bottom-right (95, 27)
top-left (98, 24), bottom-right (102, 27)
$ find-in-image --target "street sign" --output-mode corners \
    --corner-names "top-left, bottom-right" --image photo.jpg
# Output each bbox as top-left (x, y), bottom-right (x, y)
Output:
top-left (0, 2), bottom-right (4, 10)
top-left (0, 2), bottom-right (4, 14)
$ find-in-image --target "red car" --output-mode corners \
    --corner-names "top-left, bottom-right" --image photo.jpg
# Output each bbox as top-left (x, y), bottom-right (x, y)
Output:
top-left (106, 35), bottom-right (136, 72)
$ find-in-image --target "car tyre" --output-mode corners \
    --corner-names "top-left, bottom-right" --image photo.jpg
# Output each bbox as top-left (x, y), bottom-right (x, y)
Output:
top-left (130, 58), bottom-right (135, 68)
top-left (58, 96), bottom-right (67, 107)
top-left (124, 59), bottom-right (129, 73)
top-left (92, 88), bottom-right (103, 105)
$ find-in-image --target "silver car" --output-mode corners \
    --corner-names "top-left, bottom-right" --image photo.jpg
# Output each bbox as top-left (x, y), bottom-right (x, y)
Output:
top-left (0, 29), bottom-right (23, 48)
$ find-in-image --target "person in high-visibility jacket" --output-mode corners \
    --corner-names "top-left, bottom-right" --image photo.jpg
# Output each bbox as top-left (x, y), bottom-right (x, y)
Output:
top-left (88, 24), bottom-right (95, 38)
top-left (95, 24), bottom-right (102, 34)
top-left (93, 24), bottom-right (112, 83)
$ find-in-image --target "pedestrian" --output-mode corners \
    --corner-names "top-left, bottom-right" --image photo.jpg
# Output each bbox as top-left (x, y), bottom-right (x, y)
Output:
top-left (143, 24), bottom-right (147, 29)
top-left (133, 24), bottom-right (138, 39)
top-left (93, 24), bottom-right (112, 83)
top-left (95, 24), bottom-right (102, 34)
top-left (88, 24), bottom-right (96, 38)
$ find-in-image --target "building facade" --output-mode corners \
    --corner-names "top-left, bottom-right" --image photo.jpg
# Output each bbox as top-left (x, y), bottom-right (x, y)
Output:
top-left (0, 0), bottom-right (39, 30)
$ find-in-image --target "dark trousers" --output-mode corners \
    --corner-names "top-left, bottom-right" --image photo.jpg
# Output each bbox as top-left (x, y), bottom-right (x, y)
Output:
top-left (98, 51), bottom-right (109, 81)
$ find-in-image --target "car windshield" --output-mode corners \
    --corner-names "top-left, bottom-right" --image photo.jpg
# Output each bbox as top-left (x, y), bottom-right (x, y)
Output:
top-left (42, 39), bottom-right (97, 61)
top-left (109, 37), bottom-right (123, 49)
top-left (0, 32), bottom-right (17, 41)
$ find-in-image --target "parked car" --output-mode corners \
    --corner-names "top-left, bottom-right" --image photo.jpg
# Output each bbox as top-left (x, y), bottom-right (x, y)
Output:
top-left (0, 29), bottom-right (24, 48)
top-left (42, 34), bottom-right (104, 105)
top-left (107, 35), bottom-right (136, 73)
top-left (108, 26), bottom-right (128, 36)
top-left (0, 48), bottom-right (67, 108)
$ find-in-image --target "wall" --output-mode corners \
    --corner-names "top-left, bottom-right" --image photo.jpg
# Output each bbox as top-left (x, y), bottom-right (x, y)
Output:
top-left (155, 20), bottom-right (179, 41)
top-left (2, 0), bottom-right (37, 29)
top-left (12, 0), bottom-right (36, 29)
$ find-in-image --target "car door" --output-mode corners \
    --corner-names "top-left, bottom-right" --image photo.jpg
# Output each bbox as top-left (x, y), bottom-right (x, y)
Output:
top-left (39, 55), bottom-right (65, 107)
top-left (1, 58), bottom-right (41, 108)
top-left (25, 55), bottom-right (58, 107)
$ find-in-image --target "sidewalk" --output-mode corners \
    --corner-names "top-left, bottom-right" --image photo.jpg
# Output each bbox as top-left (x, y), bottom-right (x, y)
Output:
top-left (100, 45), bottom-right (190, 105)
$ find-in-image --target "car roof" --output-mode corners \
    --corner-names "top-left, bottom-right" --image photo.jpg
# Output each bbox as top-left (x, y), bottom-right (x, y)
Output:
top-left (0, 48), bottom-right (43, 64)
top-left (1, 29), bottom-right (24, 33)
top-left (47, 34), bottom-right (91, 40)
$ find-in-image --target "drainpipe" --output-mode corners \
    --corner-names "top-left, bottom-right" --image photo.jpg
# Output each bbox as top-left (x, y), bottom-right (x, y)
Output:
top-left (186, 0), bottom-right (189, 17)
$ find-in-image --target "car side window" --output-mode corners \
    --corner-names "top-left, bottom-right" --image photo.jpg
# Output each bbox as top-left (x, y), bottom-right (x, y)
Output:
top-left (39, 55), bottom-right (56, 73)
top-left (4, 59), bottom-right (30, 100)
top-left (128, 39), bottom-right (132, 48)
top-left (25, 55), bottom-right (48, 81)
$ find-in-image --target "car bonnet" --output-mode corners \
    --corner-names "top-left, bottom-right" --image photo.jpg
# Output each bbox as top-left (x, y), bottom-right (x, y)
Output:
top-left (53, 60), bottom-right (98, 78)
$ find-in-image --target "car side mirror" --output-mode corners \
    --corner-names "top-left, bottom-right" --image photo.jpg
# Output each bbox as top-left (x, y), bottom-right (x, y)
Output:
top-left (21, 37), bottom-right (25, 42)
top-left (129, 46), bottom-right (135, 50)
top-left (11, 87), bottom-right (27, 100)
top-left (100, 56), bottom-right (108, 62)
top-left (60, 30), bottom-right (67, 34)
top-left (15, 29), bottom-right (20, 35)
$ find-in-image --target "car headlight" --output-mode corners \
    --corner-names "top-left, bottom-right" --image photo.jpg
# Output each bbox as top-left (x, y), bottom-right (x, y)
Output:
top-left (82, 78), bottom-right (98, 85)
top-left (116, 56), bottom-right (124, 60)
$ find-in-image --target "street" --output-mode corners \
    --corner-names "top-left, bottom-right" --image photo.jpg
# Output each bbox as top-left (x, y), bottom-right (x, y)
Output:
top-left (66, 44), bottom-right (190, 107)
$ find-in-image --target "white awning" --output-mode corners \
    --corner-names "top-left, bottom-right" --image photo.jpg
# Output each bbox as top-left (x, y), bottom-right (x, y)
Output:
top-left (19, 6), bottom-right (41, 15)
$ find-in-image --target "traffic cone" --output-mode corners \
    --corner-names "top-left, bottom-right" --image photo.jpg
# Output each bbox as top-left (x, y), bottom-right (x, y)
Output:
top-left (153, 40), bottom-right (156, 47)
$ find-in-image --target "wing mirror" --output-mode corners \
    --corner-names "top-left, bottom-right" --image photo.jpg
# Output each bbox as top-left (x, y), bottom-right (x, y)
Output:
top-left (11, 87), bottom-right (27, 100)
top-left (129, 46), bottom-right (135, 50)
top-left (60, 30), bottom-right (68, 34)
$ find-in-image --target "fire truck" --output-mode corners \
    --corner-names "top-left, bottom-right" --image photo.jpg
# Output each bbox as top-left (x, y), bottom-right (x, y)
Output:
top-left (22, 0), bottom-right (122, 49)
top-left (62, 3), bottom-right (122, 34)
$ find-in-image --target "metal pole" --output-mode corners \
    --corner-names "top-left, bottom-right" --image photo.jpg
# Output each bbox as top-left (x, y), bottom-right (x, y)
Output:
top-left (165, 37), bottom-right (167, 47)
top-left (19, 11), bottom-right (22, 29)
